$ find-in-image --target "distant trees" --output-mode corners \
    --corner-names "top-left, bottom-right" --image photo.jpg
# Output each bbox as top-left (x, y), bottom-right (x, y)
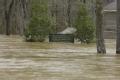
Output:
top-left (74, 4), bottom-right (95, 43)
top-left (2, 0), bottom-right (30, 35)
top-left (0, 0), bottom-right (95, 35)
top-left (116, 0), bottom-right (120, 54)
top-left (50, 0), bottom-right (68, 32)
top-left (96, 0), bottom-right (106, 53)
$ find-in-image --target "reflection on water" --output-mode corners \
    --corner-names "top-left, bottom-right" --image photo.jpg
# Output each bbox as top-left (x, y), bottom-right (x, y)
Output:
top-left (0, 35), bottom-right (119, 80)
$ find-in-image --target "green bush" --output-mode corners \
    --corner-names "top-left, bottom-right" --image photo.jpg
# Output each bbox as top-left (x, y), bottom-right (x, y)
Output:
top-left (74, 4), bottom-right (95, 43)
top-left (24, 0), bottom-right (55, 42)
top-left (25, 17), bottom-right (54, 42)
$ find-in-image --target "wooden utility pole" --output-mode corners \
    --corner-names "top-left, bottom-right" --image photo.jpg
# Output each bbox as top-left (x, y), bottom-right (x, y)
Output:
top-left (116, 0), bottom-right (120, 54)
top-left (96, 0), bottom-right (106, 54)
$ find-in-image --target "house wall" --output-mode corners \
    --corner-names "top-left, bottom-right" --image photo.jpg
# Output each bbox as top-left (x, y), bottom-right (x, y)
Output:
top-left (103, 12), bottom-right (116, 39)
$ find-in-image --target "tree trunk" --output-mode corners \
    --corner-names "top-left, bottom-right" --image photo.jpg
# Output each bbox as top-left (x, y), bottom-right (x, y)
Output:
top-left (116, 0), bottom-right (120, 54)
top-left (67, 0), bottom-right (72, 27)
top-left (1, 0), bottom-right (30, 35)
top-left (96, 0), bottom-right (106, 54)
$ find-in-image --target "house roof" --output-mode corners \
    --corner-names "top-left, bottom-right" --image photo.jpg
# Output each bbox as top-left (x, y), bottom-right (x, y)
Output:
top-left (103, 0), bottom-right (117, 12)
top-left (59, 27), bottom-right (76, 34)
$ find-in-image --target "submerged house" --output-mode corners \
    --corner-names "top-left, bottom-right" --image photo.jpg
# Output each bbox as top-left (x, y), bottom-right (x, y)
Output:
top-left (103, 0), bottom-right (117, 39)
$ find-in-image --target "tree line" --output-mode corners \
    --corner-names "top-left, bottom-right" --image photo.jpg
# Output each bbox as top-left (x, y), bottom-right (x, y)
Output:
top-left (0, 0), bottom-right (120, 54)
top-left (0, 0), bottom-right (30, 35)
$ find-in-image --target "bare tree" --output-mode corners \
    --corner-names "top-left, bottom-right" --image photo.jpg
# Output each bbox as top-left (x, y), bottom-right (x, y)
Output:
top-left (2, 0), bottom-right (30, 35)
top-left (67, 0), bottom-right (72, 27)
top-left (96, 0), bottom-right (106, 54)
top-left (116, 0), bottom-right (120, 54)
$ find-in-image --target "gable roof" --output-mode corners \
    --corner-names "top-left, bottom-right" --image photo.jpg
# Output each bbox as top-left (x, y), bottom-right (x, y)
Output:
top-left (103, 0), bottom-right (117, 12)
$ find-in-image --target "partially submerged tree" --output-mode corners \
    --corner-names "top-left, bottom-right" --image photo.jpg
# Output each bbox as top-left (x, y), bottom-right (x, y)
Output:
top-left (116, 0), bottom-right (120, 54)
top-left (96, 0), bottom-right (106, 53)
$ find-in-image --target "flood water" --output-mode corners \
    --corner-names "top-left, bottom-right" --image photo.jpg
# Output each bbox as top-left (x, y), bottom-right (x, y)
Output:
top-left (0, 35), bottom-right (119, 80)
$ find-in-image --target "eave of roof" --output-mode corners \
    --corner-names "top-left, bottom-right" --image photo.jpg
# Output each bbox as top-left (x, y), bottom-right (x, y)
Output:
top-left (103, 10), bottom-right (117, 12)
top-left (103, 0), bottom-right (116, 12)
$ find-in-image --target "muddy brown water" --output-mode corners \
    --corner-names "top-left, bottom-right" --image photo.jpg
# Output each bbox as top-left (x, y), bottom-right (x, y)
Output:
top-left (0, 35), bottom-right (119, 80)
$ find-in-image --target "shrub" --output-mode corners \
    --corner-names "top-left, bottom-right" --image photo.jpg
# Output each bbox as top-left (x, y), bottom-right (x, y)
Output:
top-left (74, 4), bottom-right (95, 43)
top-left (24, 0), bottom-right (55, 42)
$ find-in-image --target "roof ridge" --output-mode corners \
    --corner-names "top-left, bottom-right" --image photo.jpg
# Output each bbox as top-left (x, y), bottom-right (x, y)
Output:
top-left (104, 0), bottom-right (116, 6)
top-left (103, 0), bottom-right (116, 12)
